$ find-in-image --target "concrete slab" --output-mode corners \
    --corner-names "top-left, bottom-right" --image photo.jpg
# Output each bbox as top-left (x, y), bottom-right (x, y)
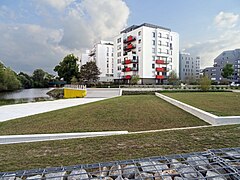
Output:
top-left (86, 88), bottom-right (121, 98)
top-left (0, 98), bottom-right (106, 122)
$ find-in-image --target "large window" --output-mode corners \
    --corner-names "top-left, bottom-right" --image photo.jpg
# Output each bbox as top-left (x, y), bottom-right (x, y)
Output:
top-left (152, 32), bottom-right (156, 38)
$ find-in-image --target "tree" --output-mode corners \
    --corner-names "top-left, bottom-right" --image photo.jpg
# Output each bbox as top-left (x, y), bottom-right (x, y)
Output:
top-left (199, 75), bottom-right (211, 91)
top-left (32, 69), bottom-right (51, 88)
top-left (130, 75), bottom-right (140, 85)
top-left (0, 62), bottom-right (21, 91)
top-left (71, 76), bottom-right (78, 85)
top-left (221, 63), bottom-right (234, 78)
top-left (79, 61), bottom-right (101, 84)
top-left (54, 54), bottom-right (79, 83)
top-left (18, 72), bottom-right (33, 89)
top-left (168, 70), bottom-right (179, 85)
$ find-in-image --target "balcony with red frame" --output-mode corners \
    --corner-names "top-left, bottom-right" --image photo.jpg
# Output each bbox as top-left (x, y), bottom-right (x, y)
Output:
top-left (122, 67), bottom-right (131, 72)
top-left (122, 75), bottom-right (132, 79)
top-left (124, 44), bottom-right (136, 51)
top-left (122, 59), bottom-right (131, 64)
top-left (156, 67), bottom-right (167, 72)
top-left (124, 35), bottom-right (136, 44)
top-left (122, 59), bottom-right (138, 64)
top-left (156, 60), bottom-right (168, 64)
top-left (156, 75), bottom-right (165, 79)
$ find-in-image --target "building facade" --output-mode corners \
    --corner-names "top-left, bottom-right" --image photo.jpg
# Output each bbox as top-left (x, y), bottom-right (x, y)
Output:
top-left (179, 52), bottom-right (200, 83)
top-left (114, 23), bottom-right (179, 84)
top-left (203, 49), bottom-right (240, 83)
top-left (89, 41), bottom-right (114, 82)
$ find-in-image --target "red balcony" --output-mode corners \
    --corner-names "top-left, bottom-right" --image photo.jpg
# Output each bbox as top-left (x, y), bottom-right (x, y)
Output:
top-left (156, 67), bottom-right (166, 72)
top-left (122, 59), bottom-right (131, 64)
top-left (123, 75), bottom-right (132, 79)
top-left (124, 44), bottom-right (136, 51)
top-left (124, 36), bottom-right (136, 43)
top-left (123, 67), bottom-right (131, 72)
top-left (156, 60), bottom-right (167, 64)
top-left (156, 75), bottom-right (165, 79)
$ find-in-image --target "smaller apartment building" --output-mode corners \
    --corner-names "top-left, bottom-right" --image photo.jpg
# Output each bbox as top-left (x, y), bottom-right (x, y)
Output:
top-left (179, 52), bottom-right (200, 82)
top-left (89, 41), bottom-right (114, 82)
top-left (203, 49), bottom-right (240, 83)
top-left (114, 23), bottom-right (179, 84)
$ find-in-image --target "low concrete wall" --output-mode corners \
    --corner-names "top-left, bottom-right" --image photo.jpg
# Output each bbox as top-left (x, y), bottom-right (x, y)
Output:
top-left (155, 92), bottom-right (240, 125)
top-left (64, 88), bottom-right (87, 98)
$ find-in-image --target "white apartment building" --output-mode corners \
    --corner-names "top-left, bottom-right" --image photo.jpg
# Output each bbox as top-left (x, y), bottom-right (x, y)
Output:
top-left (114, 23), bottom-right (179, 84)
top-left (89, 41), bottom-right (114, 82)
top-left (179, 52), bottom-right (200, 83)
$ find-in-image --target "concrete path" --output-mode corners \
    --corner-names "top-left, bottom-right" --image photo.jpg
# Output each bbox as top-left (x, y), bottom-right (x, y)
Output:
top-left (0, 131), bottom-right (128, 145)
top-left (0, 88), bottom-right (121, 122)
top-left (0, 98), bottom-right (106, 122)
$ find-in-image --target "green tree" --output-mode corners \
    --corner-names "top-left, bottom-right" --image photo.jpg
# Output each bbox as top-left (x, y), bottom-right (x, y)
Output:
top-left (130, 75), bottom-right (140, 85)
top-left (71, 76), bottom-right (78, 85)
top-left (18, 72), bottom-right (33, 89)
top-left (54, 54), bottom-right (79, 83)
top-left (32, 69), bottom-right (51, 88)
top-left (79, 61), bottom-right (101, 84)
top-left (221, 63), bottom-right (234, 78)
top-left (168, 70), bottom-right (179, 85)
top-left (199, 75), bottom-right (211, 91)
top-left (0, 62), bottom-right (21, 91)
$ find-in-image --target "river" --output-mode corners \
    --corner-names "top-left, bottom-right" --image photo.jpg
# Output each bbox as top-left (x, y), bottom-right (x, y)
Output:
top-left (0, 88), bottom-right (54, 102)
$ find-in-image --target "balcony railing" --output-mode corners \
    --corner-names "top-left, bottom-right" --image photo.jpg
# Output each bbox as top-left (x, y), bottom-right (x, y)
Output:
top-left (124, 36), bottom-right (136, 44)
top-left (122, 67), bottom-right (131, 72)
top-left (122, 59), bottom-right (138, 64)
top-left (122, 75), bottom-right (132, 79)
top-left (124, 44), bottom-right (136, 51)
top-left (156, 75), bottom-right (165, 79)
top-left (156, 60), bottom-right (168, 64)
top-left (156, 67), bottom-right (167, 72)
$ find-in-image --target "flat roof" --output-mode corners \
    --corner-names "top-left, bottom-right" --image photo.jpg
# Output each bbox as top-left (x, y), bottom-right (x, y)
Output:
top-left (121, 23), bottom-right (171, 33)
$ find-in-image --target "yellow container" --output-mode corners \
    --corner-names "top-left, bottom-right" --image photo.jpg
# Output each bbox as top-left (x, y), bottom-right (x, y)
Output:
top-left (64, 88), bottom-right (87, 98)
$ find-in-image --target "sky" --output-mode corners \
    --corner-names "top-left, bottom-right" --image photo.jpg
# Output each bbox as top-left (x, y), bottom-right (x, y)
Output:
top-left (0, 0), bottom-right (240, 74)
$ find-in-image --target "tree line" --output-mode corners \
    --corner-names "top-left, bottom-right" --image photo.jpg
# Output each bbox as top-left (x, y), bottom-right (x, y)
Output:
top-left (0, 62), bottom-right (54, 92)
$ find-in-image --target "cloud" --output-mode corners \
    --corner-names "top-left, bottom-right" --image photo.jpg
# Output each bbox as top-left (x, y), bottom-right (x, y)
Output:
top-left (38, 0), bottom-right (74, 11)
top-left (59, 0), bottom-right (130, 49)
top-left (214, 11), bottom-right (239, 29)
top-left (0, 0), bottom-right (130, 73)
top-left (183, 11), bottom-right (240, 69)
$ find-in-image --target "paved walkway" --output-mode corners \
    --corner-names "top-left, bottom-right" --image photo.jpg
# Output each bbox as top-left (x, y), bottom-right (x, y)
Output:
top-left (0, 88), bottom-right (121, 122)
top-left (0, 98), bottom-right (106, 122)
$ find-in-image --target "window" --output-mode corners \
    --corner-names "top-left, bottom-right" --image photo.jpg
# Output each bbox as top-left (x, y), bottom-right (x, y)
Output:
top-left (166, 42), bottom-right (169, 47)
top-left (117, 59), bottom-right (121, 64)
top-left (152, 48), bottom-right (155, 53)
top-left (138, 47), bottom-right (141, 52)
top-left (107, 64), bottom-right (109, 68)
top-left (112, 53), bottom-right (113, 56)
top-left (169, 57), bottom-right (172, 62)
top-left (117, 45), bottom-right (121, 50)
top-left (152, 32), bottom-right (155, 38)
top-left (138, 39), bottom-right (141, 44)
top-left (117, 52), bottom-right (121, 57)
top-left (152, 56), bottom-right (155, 61)
top-left (112, 69), bottom-right (114, 73)
top-left (186, 61), bottom-right (189, 64)
top-left (170, 51), bottom-right (172, 55)
top-left (158, 41), bottom-right (161, 46)
top-left (107, 47), bottom-right (109, 52)
top-left (107, 58), bottom-right (109, 63)
top-left (117, 38), bottom-right (121, 43)
top-left (107, 53), bottom-right (109, 56)
top-left (152, 40), bottom-right (155, 45)
top-left (158, 32), bottom-right (161, 38)
top-left (138, 31), bottom-right (141, 36)
top-left (166, 34), bottom-right (169, 39)
top-left (166, 50), bottom-right (169, 54)
top-left (158, 48), bottom-right (161, 53)
top-left (170, 36), bottom-right (172, 41)
top-left (152, 64), bottom-right (155, 69)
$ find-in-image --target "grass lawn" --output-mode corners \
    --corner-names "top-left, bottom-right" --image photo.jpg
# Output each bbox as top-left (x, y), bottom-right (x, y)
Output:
top-left (0, 95), bottom-right (207, 135)
top-left (0, 99), bottom-right (18, 106)
top-left (162, 92), bottom-right (240, 116)
top-left (0, 124), bottom-right (239, 172)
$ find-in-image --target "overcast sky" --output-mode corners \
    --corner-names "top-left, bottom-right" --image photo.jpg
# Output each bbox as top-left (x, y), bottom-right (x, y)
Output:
top-left (0, 0), bottom-right (240, 74)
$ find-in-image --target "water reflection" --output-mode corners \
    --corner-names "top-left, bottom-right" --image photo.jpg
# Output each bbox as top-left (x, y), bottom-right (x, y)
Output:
top-left (0, 88), bottom-right (54, 102)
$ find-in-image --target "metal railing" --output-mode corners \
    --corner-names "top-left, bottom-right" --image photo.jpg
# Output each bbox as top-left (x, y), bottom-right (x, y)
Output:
top-left (1, 147), bottom-right (239, 179)
top-left (64, 84), bottom-right (86, 89)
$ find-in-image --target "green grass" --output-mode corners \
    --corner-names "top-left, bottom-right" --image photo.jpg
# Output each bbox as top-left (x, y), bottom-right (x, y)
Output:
top-left (0, 95), bottom-right (207, 135)
top-left (0, 99), bottom-right (16, 106)
top-left (0, 124), bottom-right (239, 172)
top-left (162, 92), bottom-right (240, 116)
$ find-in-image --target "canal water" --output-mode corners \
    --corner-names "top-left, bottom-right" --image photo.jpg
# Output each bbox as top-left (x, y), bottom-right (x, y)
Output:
top-left (0, 88), bottom-right (54, 102)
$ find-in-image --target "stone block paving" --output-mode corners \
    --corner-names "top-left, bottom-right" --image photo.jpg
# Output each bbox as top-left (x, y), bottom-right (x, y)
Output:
top-left (1, 147), bottom-right (239, 180)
